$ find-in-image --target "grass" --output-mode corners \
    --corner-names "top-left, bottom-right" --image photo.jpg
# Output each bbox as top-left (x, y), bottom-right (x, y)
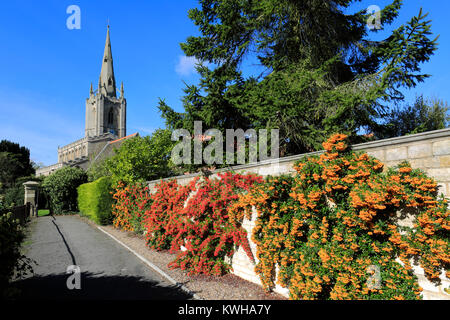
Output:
top-left (37, 209), bottom-right (50, 217)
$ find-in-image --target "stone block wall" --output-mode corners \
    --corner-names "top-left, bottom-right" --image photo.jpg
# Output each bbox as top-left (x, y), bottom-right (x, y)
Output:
top-left (35, 162), bottom-right (63, 177)
top-left (147, 128), bottom-right (450, 299)
top-left (353, 129), bottom-right (450, 198)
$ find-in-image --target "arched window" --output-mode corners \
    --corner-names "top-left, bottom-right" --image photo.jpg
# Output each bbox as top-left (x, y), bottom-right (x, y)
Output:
top-left (108, 109), bottom-right (114, 125)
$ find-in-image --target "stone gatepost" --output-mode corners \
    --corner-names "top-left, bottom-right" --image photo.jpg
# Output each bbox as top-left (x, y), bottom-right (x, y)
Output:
top-left (23, 181), bottom-right (40, 218)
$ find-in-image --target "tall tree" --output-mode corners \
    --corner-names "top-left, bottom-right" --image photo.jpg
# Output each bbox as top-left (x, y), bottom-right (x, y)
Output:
top-left (0, 140), bottom-right (35, 189)
top-left (160, 0), bottom-right (438, 159)
top-left (373, 95), bottom-right (449, 139)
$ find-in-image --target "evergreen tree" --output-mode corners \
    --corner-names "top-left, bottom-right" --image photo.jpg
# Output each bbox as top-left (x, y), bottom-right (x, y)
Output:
top-left (160, 0), bottom-right (438, 161)
top-left (374, 95), bottom-right (449, 139)
top-left (0, 140), bottom-right (35, 190)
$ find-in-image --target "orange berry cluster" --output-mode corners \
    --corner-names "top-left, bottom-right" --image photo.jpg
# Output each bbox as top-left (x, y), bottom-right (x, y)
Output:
top-left (231, 133), bottom-right (449, 300)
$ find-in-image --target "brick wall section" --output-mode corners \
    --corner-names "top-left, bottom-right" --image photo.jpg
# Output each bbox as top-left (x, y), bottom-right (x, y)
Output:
top-left (147, 128), bottom-right (450, 300)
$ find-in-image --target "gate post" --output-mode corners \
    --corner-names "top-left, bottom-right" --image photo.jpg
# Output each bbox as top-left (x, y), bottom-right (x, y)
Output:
top-left (23, 181), bottom-right (40, 218)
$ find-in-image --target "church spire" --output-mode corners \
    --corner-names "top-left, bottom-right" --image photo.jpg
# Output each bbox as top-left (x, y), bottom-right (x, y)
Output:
top-left (99, 25), bottom-right (116, 97)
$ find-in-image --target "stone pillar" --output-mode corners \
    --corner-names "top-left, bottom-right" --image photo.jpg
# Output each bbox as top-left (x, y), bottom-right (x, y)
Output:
top-left (23, 181), bottom-right (40, 218)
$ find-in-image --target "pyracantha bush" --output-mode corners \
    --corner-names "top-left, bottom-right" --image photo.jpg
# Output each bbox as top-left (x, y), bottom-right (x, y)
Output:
top-left (167, 172), bottom-right (263, 276)
top-left (144, 178), bottom-right (198, 251)
top-left (231, 134), bottom-right (449, 300)
top-left (111, 181), bottom-right (152, 234)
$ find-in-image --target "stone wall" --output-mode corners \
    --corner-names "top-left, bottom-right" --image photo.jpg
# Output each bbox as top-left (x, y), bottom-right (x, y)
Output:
top-left (35, 163), bottom-right (63, 177)
top-left (147, 128), bottom-right (450, 300)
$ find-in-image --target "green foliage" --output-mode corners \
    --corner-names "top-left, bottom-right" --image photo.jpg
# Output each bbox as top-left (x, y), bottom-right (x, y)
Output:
top-left (1, 176), bottom-right (42, 210)
top-left (87, 158), bottom-right (111, 182)
top-left (0, 212), bottom-right (33, 299)
top-left (106, 129), bottom-right (175, 185)
top-left (374, 95), bottom-right (449, 139)
top-left (159, 0), bottom-right (438, 160)
top-left (0, 140), bottom-right (36, 211)
top-left (2, 185), bottom-right (24, 209)
top-left (0, 140), bottom-right (35, 189)
top-left (42, 167), bottom-right (87, 215)
top-left (77, 176), bottom-right (114, 225)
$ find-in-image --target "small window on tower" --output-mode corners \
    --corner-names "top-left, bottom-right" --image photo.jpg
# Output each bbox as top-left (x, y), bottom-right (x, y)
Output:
top-left (108, 77), bottom-right (112, 86)
top-left (108, 109), bottom-right (114, 125)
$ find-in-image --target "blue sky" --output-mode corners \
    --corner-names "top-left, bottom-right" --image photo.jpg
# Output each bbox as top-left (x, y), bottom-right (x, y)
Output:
top-left (0, 0), bottom-right (449, 166)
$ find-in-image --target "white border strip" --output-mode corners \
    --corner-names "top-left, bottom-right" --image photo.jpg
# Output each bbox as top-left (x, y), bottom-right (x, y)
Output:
top-left (96, 226), bottom-right (201, 300)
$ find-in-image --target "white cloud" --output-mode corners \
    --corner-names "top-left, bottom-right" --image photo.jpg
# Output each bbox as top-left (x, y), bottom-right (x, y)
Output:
top-left (175, 55), bottom-right (200, 76)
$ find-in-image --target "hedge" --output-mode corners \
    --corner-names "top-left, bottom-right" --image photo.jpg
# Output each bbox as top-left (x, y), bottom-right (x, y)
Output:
top-left (42, 167), bottom-right (87, 215)
top-left (77, 176), bottom-right (114, 225)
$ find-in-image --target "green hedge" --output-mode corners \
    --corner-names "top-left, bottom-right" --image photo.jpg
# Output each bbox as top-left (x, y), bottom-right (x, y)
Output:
top-left (77, 176), bottom-right (113, 225)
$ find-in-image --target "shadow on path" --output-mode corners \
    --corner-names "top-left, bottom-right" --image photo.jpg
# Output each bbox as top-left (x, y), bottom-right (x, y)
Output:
top-left (12, 272), bottom-right (194, 300)
top-left (50, 216), bottom-right (77, 266)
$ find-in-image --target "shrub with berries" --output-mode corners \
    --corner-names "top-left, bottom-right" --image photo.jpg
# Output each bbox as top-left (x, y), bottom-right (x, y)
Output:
top-left (168, 172), bottom-right (262, 275)
top-left (111, 134), bottom-right (449, 299)
top-left (144, 178), bottom-right (198, 251)
top-left (231, 134), bottom-right (449, 300)
top-left (111, 181), bottom-right (152, 234)
top-left (112, 172), bottom-right (262, 276)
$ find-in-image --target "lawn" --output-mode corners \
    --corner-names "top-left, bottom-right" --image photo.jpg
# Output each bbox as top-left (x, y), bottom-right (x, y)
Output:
top-left (37, 209), bottom-right (50, 217)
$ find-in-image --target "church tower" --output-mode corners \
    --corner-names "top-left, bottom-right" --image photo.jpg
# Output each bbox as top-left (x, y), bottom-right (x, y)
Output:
top-left (85, 26), bottom-right (127, 138)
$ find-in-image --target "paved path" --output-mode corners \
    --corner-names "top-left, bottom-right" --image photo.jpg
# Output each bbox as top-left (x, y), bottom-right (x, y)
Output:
top-left (14, 215), bottom-right (192, 300)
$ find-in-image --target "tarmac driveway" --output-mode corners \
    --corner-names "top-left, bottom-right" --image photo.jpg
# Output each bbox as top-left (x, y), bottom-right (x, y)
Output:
top-left (14, 215), bottom-right (193, 300)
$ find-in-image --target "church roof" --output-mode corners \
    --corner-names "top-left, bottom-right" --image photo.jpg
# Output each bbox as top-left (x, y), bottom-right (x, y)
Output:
top-left (88, 132), bottom-right (139, 168)
top-left (109, 132), bottom-right (138, 145)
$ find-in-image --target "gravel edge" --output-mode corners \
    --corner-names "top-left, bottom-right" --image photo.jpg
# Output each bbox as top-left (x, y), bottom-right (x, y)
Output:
top-left (77, 215), bottom-right (286, 300)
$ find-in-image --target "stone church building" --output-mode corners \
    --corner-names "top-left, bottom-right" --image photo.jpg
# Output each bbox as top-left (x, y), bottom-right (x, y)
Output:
top-left (37, 26), bottom-right (137, 177)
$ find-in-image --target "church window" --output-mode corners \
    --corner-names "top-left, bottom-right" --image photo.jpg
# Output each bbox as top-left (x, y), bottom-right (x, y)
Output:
top-left (108, 109), bottom-right (114, 125)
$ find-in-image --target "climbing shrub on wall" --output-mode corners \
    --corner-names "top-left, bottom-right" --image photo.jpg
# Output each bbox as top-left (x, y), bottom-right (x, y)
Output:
top-left (231, 134), bottom-right (449, 300)
top-left (167, 172), bottom-right (263, 275)
top-left (111, 181), bottom-right (152, 234)
top-left (112, 172), bottom-right (262, 276)
top-left (144, 178), bottom-right (198, 251)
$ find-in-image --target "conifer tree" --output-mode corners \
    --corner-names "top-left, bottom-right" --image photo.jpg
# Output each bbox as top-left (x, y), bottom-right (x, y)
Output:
top-left (159, 0), bottom-right (438, 159)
